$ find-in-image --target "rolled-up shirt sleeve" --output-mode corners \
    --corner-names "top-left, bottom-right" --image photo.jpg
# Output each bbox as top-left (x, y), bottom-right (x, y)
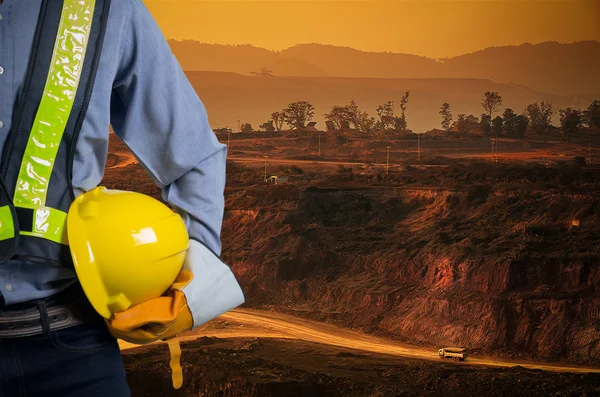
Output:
top-left (109, 0), bottom-right (226, 255)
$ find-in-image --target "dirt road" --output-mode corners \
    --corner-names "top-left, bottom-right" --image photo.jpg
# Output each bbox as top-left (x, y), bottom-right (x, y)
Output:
top-left (228, 156), bottom-right (449, 169)
top-left (228, 156), bottom-right (368, 167)
top-left (120, 308), bottom-right (600, 374)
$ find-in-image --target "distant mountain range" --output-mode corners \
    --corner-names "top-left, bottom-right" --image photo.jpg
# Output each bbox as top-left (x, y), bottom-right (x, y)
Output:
top-left (169, 41), bottom-right (600, 96)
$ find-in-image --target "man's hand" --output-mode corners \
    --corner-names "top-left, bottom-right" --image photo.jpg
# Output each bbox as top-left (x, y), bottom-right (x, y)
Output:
top-left (105, 239), bottom-right (245, 345)
top-left (106, 271), bottom-right (194, 345)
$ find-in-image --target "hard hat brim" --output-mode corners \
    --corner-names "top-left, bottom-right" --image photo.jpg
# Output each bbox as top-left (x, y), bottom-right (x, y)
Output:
top-left (67, 197), bottom-right (112, 319)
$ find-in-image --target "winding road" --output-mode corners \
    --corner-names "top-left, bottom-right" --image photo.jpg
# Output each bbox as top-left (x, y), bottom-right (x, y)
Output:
top-left (120, 308), bottom-right (600, 374)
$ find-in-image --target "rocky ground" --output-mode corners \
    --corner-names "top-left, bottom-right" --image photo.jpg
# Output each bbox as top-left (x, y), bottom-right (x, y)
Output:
top-left (214, 158), bottom-right (600, 365)
top-left (104, 133), bottom-right (600, 383)
top-left (123, 337), bottom-right (600, 397)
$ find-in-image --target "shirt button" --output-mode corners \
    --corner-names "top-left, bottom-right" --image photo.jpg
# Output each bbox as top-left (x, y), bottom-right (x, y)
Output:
top-left (0, 121), bottom-right (4, 129)
top-left (5, 284), bottom-right (12, 292)
top-left (0, 14), bottom-right (3, 21)
top-left (0, 66), bottom-right (4, 75)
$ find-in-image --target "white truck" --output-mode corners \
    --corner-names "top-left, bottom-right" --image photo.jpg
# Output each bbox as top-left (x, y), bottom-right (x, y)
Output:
top-left (438, 347), bottom-right (468, 361)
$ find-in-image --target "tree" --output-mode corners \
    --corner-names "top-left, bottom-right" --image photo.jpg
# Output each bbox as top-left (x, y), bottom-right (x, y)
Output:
top-left (259, 120), bottom-right (275, 132)
top-left (525, 102), bottom-right (554, 134)
top-left (393, 116), bottom-right (407, 131)
top-left (455, 113), bottom-right (467, 132)
top-left (515, 114), bottom-right (529, 138)
top-left (323, 100), bottom-right (373, 132)
top-left (345, 100), bottom-right (360, 129)
top-left (453, 114), bottom-right (479, 133)
top-left (324, 105), bottom-right (352, 130)
top-left (376, 102), bottom-right (395, 131)
top-left (271, 111), bottom-right (284, 131)
top-left (502, 108), bottom-right (517, 137)
top-left (357, 114), bottom-right (376, 133)
top-left (481, 92), bottom-right (503, 119)
top-left (283, 101), bottom-right (315, 129)
top-left (465, 115), bottom-right (479, 125)
top-left (479, 114), bottom-right (492, 135)
top-left (583, 100), bottom-right (600, 129)
top-left (340, 100), bottom-right (372, 132)
top-left (439, 103), bottom-right (453, 131)
top-left (492, 116), bottom-right (504, 136)
top-left (250, 66), bottom-right (274, 78)
top-left (241, 122), bottom-right (253, 133)
top-left (398, 91), bottom-right (410, 131)
top-left (559, 107), bottom-right (583, 135)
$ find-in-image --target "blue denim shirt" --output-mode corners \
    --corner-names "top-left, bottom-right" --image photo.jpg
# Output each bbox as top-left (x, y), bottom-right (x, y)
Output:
top-left (0, 0), bottom-right (228, 305)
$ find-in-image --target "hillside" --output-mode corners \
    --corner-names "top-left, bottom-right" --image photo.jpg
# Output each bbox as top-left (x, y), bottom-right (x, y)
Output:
top-left (102, 141), bottom-right (600, 365)
top-left (169, 41), bottom-right (600, 95)
top-left (441, 41), bottom-right (600, 96)
top-left (168, 42), bottom-right (278, 75)
top-left (217, 161), bottom-right (600, 365)
top-left (280, 44), bottom-right (442, 79)
top-left (184, 71), bottom-right (595, 132)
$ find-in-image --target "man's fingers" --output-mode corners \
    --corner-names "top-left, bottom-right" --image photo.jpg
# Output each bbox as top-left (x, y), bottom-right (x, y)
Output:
top-left (110, 296), bottom-right (176, 331)
top-left (109, 291), bottom-right (189, 332)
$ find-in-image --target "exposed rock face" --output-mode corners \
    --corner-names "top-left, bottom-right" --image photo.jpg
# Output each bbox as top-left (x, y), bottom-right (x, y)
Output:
top-left (223, 184), bottom-right (600, 364)
top-left (102, 146), bottom-right (600, 364)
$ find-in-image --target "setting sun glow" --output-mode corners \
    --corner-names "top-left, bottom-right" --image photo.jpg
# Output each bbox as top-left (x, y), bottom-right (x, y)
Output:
top-left (146, 0), bottom-right (600, 58)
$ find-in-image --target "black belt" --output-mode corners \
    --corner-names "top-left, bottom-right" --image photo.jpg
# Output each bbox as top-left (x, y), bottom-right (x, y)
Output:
top-left (0, 285), bottom-right (101, 338)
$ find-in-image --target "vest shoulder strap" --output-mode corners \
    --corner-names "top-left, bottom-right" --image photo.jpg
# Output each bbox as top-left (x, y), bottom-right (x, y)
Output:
top-left (0, 0), bottom-right (111, 264)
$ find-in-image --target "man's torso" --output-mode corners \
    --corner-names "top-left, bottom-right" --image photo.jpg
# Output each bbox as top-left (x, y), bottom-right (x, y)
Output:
top-left (0, 0), bottom-right (132, 305)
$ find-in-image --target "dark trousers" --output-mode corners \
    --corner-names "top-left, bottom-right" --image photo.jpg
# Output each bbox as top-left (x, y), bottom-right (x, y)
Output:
top-left (0, 320), bottom-right (131, 396)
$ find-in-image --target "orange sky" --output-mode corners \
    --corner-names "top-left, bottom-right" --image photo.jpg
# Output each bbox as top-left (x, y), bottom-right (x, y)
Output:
top-left (145, 0), bottom-right (600, 58)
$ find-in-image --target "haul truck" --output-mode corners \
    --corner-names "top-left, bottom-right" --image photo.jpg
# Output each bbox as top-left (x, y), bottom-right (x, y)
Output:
top-left (438, 347), bottom-right (468, 361)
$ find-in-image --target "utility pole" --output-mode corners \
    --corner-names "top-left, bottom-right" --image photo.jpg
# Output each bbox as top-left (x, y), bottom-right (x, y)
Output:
top-left (227, 128), bottom-right (231, 152)
top-left (264, 155), bottom-right (269, 182)
top-left (417, 133), bottom-right (421, 162)
top-left (491, 138), bottom-right (496, 162)
top-left (237, 119), bottom-right (241, 133)
top-left (386, 146), bottom-right (391, 174)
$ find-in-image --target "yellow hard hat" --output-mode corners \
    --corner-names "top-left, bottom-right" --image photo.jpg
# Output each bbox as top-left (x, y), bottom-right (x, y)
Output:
top-left (67, 186), bottom-right (189, 319)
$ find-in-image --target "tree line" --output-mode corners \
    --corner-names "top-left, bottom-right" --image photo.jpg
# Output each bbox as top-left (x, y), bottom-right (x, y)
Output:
top-left (237, 91), bottom-right (411, 133)
top-left (440, 93), bottom-right (600, 137)
top-left (232, 93), bottom-right (600, 136)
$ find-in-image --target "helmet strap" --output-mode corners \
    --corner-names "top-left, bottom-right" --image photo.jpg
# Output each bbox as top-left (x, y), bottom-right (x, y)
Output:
top-left (167, 337), bottom-right (183, 389)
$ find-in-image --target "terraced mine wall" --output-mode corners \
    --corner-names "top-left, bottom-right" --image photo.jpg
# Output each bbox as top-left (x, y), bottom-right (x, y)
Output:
top-left (222, 184), bottom-right (600, 364)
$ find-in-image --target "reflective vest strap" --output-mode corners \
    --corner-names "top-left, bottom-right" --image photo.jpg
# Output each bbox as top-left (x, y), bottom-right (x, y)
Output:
top-left (0, 205), bottom-right (15, 242)
top-left (16, 206), bottom-right (68, 246)
top-left (0, 0), bottom-right (110, 264)
top-left (13, 0), bottom-right (97, 209)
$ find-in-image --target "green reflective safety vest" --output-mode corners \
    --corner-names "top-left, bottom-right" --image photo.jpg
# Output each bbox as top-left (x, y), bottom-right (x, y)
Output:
top-left (0, 0), bottom-right (111, 265)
